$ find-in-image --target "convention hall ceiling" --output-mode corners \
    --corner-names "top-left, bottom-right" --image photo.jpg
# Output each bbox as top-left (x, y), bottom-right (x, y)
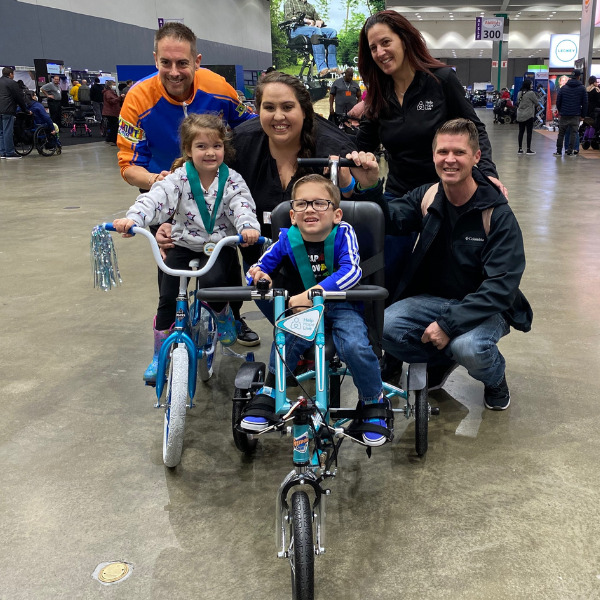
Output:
top-left (386, 2), bottom-right (586, 58)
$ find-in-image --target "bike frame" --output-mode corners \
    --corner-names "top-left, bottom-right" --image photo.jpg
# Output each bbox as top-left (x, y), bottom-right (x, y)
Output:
top-left (100, 224), bottom-right (264, 403)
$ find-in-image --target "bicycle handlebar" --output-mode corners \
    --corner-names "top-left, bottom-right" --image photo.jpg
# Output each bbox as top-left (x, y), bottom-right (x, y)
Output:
top-left (195, 284), bottom-right (388, 302)
top-left (100, 223), bottom-right (266, 278)
top-left (297, 158), bottom-right (355, 168)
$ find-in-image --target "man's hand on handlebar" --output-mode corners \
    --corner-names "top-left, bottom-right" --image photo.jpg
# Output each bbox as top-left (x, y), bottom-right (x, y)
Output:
top-left (113, 218), bottom-right (137, 237)
top-left (345, 150), bottom-right (380, 190)
top-left (156, 223), bottom-right (175, 259)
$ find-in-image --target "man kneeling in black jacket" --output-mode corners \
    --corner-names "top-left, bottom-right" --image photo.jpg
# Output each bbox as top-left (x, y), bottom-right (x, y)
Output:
top-left (369, 118), bottom-right (532, 410)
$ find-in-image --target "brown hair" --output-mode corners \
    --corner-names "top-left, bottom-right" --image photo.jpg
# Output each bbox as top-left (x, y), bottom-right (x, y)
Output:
top-left (292, 174), bottom-right (341, 208)
top-left (171, 113), bottom-right (234, 171)
top-left (358, 10), bottom-right (447, 120)
top-left (433, 118), bottom-right (479, 154)
top-left (154, 22), bottom-right (197, 55)
top-left (255, 71), bottom-right (316, 161)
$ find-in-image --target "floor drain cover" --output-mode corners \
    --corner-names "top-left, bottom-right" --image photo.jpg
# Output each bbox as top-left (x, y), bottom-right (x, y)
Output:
top-left (92, 561), bottom-right (132, 585)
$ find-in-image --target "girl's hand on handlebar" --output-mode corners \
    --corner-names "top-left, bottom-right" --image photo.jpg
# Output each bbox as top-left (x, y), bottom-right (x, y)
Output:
top-left (113, 218), bottom-right (137, 237)
top-left (248, 266), bottom-right (272, 286)
top-left (240, 228), bottom-right (260, 247)
top-left (156, 223), bottom-right (175, 259)
top-left (346, 151), bottom-right (380, 190)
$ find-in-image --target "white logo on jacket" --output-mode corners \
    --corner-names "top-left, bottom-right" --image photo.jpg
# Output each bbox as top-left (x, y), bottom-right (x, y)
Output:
top-left (417, 100), bottom-right (434, 111)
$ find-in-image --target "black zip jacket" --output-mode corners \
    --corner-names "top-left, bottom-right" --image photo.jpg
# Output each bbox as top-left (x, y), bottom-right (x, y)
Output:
top-left (357, 67), bottom-right (498, 196)
top-left (377, 168), bottom-right (532, 338)
top-left (0, 75), bottom-right (28, 116)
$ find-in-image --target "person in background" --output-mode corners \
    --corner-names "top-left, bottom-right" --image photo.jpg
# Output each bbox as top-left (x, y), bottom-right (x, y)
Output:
top-left (0, 66), bottom-right (31, 159)
top-left (554, 69), bottom-right (587, 157)
top-left (69, 80), bottom-right (81, 103)
top-left (78, 79), bottom-right (91, 105)
top-left (90, 77), bottom-right (104, 122)
top-left (515, 79), bottom-right (541, 155)
top-left (102, 80), bottom-right (121, 146)
top-left (329, 68), bottom-right (361, 118)
top-left (40, 75), bottom-right (62, 128)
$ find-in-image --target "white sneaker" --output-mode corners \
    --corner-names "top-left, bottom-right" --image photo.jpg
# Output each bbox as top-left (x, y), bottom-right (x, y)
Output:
top-left (5, 154), bottom-right (22, 160)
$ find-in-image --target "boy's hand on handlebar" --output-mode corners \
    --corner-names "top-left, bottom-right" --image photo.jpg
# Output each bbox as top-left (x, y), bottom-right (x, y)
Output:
top-left (346, 151), bottom-right (380, 190)
top-left (156, 223), bottom-right (174, 259)
top-left (240, 228), bottom-right (260, 247)
top-left (289, 285), bottom-right (323, 313)
top-left (113, 218), bottom-right (137, 237)
top-left (248, 266), bottom-right (272, 286)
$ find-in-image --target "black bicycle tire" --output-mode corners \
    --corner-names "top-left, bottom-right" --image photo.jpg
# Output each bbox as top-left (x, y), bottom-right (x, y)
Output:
top-left (415, 387), bottom-right (428, 457)
top-left (290, 491), bottom-right (314, 600)
top-left (232, 396), bottom-right (258, 455)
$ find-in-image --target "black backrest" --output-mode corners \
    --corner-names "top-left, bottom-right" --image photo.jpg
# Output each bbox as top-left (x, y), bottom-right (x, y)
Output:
top-left (270, 200), bottom-right (386, 357)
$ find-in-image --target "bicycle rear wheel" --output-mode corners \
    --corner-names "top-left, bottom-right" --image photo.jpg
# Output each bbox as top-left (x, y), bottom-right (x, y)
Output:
top-left (195, 303), bottom-right (217, 382)
top-left (414, 387), bottom-right (429, 457)
top-left (163, 346), bottom-right (188, 467)
top-left (289, 491), bottom-right (314, 600)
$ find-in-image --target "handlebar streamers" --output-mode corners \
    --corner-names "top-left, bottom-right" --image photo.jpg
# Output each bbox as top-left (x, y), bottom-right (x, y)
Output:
top-left (90, 225), bottom-right (123, 291)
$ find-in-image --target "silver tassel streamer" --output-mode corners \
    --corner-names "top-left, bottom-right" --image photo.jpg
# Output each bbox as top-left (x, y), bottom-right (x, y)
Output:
top-left (90, 225), bottom-right (123, 291)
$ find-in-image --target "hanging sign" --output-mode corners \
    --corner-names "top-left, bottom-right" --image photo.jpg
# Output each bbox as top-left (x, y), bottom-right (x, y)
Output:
top-left (475, 17), bottom-right (504, 41)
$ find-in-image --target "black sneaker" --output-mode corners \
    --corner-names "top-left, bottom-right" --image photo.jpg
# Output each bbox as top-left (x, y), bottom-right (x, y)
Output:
top-left (484, 375), bottom-right (511, 410)
top-left (236, 317), bottom-right (260, 347)
top-left (566, 150), bottom-right (573, 156)
top-left (427, 362), bottom-right (458, 391)
top-left (380, 353), bottom-right (403, 385)
top-left (553, 151), bottom-right (562, 156)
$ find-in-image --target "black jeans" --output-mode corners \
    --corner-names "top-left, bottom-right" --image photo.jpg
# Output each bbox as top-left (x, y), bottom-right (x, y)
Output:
top-left (518, 117), bottom-right (534, 150)
top-left (104, 115), bottom-right (118, 143)
top-left (156, 244), bottom-right (241, 330)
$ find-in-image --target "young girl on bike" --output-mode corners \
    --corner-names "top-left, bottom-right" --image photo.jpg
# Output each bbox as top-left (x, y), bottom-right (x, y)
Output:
top-left (113, 113), bottom-right (261, 382)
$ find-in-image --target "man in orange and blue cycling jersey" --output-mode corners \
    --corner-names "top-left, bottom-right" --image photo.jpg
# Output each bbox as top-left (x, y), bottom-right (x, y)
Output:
top-left (117, 22), bottom-right (261, 346)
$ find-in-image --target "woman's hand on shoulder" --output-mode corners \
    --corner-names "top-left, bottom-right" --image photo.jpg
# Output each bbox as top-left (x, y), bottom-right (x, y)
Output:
top-left (488, 176), bottom-right (508, 199)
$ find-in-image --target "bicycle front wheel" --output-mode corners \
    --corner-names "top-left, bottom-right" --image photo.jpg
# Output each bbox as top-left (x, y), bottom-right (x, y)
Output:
top-left (289, 491), bottom-right (314, 600)
top-left (163, 346), bottom-right (188, 467)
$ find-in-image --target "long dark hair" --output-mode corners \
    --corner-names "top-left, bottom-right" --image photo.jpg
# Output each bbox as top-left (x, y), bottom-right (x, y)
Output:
top-left (358, 10), bottom-right (447, 119)
top-left (255, 71), bottom-right (316, 159)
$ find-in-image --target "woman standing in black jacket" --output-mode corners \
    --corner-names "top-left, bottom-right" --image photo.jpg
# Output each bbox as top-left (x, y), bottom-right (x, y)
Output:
top-left (356, 11), bottom-right (504, 290)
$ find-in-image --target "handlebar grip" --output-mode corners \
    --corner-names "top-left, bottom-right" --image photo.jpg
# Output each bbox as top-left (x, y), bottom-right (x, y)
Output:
top-left (102, 222), bottom-right (136, 235)
top-left (340, 285), bottom-right (388, 301)
top-left (196, 286), bottom-right (255, 301)
top-left (297, 158), bottom-right (354, 168)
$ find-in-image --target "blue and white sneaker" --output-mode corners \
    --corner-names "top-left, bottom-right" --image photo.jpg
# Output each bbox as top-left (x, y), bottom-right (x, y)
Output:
top-left (240, 388), bottom-right (277, 432)
top-left (348, 397), bottom-right (392, 447)
top-left (215, 305), bottom-right (237, 346)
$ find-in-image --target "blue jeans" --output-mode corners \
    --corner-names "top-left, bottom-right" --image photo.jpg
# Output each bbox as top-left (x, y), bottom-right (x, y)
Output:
top-left (0, 113), bottom-right (16, 157)
top-left (291, 26), bottom-right (337, 71)
top-left (383, 190), bottom-right (417, 301)
top-left (269, 302), bottom-right (382, 401)
top-left (557, 116), bottom-right (580, 153)
top-left (382, 295), bottom-right (510, 388)
top-left (564, 127), bottom-right (580, 152)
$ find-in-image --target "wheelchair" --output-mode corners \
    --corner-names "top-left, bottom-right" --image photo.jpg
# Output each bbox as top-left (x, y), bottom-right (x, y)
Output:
top-left (70, 105), bottom-right (94, 137)
top-left (13, 113), bottom-right (61, 157)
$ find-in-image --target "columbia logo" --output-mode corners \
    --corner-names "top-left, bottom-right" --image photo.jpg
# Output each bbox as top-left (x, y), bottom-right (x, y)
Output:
top-left (466, 236), bottom-right (484, 242)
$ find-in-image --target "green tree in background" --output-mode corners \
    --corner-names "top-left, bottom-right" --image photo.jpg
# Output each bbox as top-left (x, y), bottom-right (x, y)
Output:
top-left (270, 0), bottom-right (293, 68)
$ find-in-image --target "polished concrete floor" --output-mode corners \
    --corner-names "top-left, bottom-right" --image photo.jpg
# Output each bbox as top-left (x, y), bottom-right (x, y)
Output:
top-left (2, 111), bottom-right (600, 600)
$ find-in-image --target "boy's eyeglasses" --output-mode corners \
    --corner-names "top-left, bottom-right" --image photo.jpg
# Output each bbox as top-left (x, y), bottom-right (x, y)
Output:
top-left (290, 199), bottom-right (333, 212)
